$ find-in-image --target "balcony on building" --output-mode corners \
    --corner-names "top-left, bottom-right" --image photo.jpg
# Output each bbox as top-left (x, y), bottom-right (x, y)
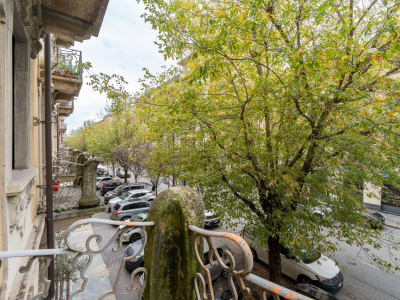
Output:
top-left (52, 47), bottom-right (83, 101)
top-left (58, 100), bottom-right (74, 117)
top-left (59, 122), bottom-right (67, 133)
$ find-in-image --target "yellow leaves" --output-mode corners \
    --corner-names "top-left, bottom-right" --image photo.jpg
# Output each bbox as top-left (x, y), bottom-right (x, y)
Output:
top-left (263, 12), bottom-right (275, 22)
top-left (387, 111), bottom-right (395, 118)
top-left (239, 11), bottom-right (247, 23)
top-left (395, 107), bottom-right (400, 112)
top-left (341, 55), bottom-right (348, 60)
top-left (240, 128), bottom-right (244, 132)
top-left (383, 142), bottom-right (391, 148)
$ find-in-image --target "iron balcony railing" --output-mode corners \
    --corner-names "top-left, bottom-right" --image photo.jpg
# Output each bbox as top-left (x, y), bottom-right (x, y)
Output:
top-left (52, 46), bottom-right (83, 79)
top-left (59, 123), bottom-right (67, 132)
top-left (58, 100), bottom-right (74, 108)
top-left (0, 219), bottom-right (311, 300)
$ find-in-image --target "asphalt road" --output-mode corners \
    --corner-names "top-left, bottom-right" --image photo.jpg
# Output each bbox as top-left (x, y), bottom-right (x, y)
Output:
top-left (94, 183), bottom-right (400, 300)
top-left (328, 225), bottom-right (400, 300)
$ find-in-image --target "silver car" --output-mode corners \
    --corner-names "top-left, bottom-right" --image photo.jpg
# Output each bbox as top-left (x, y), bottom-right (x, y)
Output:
top-left (110, 200), bottom-right (151, 221)
top-left (107, 189), bottom-right (155, 212)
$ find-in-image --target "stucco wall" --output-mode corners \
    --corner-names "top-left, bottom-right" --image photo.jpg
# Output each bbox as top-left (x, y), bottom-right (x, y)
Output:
top-left (30, 58), bottom-right (41, 222)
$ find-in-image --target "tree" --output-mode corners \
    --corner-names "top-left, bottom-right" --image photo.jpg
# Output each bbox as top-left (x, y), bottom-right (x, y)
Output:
top-left (85, 0), bottom-right (400, 284)
top-left (65, 119), bottom-right (94, 151)
top-left (131, 0), bottom-right (400, 283)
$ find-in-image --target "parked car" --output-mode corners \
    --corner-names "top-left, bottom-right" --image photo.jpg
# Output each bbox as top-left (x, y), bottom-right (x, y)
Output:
top-left (110, 200), bottom-right (151, 221)
top-left (125, 238), bottom-right (231, 276)
top-left (96, 176), bottom-right (113, 190)
top-left (362, 211), bottom-right (385, 229)
top-left (117, 168), bottom-right (131, 178)
top-left (246, 240), bottom-right (343, 294)
top-left (104, 184), bottom-right (145, 204)
top-left (118, 213), bottom-right (148, 243)
top-left (204, 210), bottom-right (221, 227)
top-left (266, 283), bottom-right (339, 300)
top-left (100, 180), bottom-right (123, 196)
top-left (107, 189), bottom-right (155, 212)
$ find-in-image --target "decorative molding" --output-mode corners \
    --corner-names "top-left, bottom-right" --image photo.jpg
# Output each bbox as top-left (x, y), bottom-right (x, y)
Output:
top-left (0, 0), bottom-right (5, 23)
top-left (19, 0), bottom-right (45, 59)
top-left (8, 176), bottom-right (36, 234)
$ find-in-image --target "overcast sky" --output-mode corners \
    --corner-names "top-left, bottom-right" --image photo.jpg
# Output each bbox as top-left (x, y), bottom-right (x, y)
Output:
top-left (66, 0), bottom-right (174, 132)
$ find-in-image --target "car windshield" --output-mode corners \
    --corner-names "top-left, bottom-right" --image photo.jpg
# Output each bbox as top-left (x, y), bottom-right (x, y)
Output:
top-left (119, 192), bottom-right (131, 200)
top-left (298, 249), bottom-right (321, 264)
top-left (114, 185), bottom-right (124, 192)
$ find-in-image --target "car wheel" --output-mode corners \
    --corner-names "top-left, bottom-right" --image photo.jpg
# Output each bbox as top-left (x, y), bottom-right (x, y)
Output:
top-left (121, 217), bottom-right (130, 221)
top-left (251, 248), bottom-right (258, 262)
top-left (297, 275), bottom-right (312, 284)
top-left (130, 233), bottom-right (141, 243)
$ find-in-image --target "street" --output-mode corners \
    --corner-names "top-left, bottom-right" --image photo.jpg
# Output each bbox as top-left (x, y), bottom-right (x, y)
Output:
top-left (92, 199), bottom-right (400, 300)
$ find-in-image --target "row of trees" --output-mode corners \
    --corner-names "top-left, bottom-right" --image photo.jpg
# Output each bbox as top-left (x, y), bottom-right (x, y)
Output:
top-left (66, 112), bottom-right (170, 190)
top-left (76, 0), bottom-right (400, 284)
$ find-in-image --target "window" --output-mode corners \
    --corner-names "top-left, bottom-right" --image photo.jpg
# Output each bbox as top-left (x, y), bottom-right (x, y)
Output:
top-left (132, 193), bottom-right (145, 198)
top-left (131, 203), bottom-right (141, 209)
top-left (12, 11), bottom-right (30, 169)
top-left (123, 204), bottom-right (134, 211)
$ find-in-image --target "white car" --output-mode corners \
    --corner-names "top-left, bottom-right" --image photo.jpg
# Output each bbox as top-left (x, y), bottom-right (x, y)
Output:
top-left (118, 213), bottom-right (148, 243)
top-left (246, 239), bottom-right (343, 294)
top-left (96, 176), bottom-right (113, 190)
top-left (204, 210), bottom-right (221, 227)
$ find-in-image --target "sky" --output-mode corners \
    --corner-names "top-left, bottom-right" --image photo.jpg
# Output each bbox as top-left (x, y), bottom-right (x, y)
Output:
top-left (65, 0), bottom-right (174, 132)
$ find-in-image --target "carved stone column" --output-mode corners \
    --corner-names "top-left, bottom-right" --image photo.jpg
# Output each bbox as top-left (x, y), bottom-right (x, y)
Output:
top-left (73, 153), bottom-right (87, 187)
top-left (79, 157), bottom-right (103, 208)
top-left (70, 149), bottom-right (82, 174)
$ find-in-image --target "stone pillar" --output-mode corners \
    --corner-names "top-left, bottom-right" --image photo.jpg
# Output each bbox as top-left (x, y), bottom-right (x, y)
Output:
top-left (70, 149), bottom-right (82, 174)
top-left (73, 153), bottom-right (87, 187)
top-left (79, 157), bottom-right (103, 208)
top-left (144, 186), bottom-right (204, 300)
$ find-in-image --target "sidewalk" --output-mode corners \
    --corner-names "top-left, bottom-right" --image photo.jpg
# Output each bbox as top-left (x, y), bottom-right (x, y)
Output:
top-left (366, 208), bottom-right (400, 229)
top-left (68, 224), bottom-right (116, 300)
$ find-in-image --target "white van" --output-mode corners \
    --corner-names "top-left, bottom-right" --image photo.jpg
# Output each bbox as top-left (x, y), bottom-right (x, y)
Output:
top-left (246, 239), bottom-right (343, 294)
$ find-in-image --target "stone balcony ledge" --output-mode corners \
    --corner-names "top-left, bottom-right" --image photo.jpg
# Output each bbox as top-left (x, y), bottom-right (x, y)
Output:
top-left (6, 168), bottom-right (38, 196)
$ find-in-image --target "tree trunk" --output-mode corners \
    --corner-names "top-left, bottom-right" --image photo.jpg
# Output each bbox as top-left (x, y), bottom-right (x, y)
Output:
top-left (268, 235), bottom-right (282, 284)
top-left (124, 167), bottom-right (128, 183)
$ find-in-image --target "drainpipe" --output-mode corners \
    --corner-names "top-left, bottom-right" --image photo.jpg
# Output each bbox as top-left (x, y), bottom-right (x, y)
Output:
top-left (56, 104), bottom-right (60, 163)
top-left (44, 33), bottom-right (55, 299)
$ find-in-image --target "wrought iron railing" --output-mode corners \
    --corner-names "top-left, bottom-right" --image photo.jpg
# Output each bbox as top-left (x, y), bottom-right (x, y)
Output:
top-left (52, 46), bottom-right (83, 79)
top-left (0, 219), bottom-right (310, 300)
top-left (59, 123), bottom-right (67, 132)
top-left (58, 100), bottom-right (74, 108)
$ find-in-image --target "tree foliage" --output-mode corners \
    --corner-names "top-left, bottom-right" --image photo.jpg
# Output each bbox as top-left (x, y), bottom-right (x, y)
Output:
top-left (89, 0), bottom-right (400, 283)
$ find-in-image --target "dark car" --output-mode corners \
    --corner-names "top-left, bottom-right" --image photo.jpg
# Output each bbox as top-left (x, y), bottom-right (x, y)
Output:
top-left (362, 212), bottom-right (385, 229)
top-left (103, 184), bottom-right (145, 204)
top-left (100, 180), bottom-right (123, 196)
top-left (266, 283), bottom-right (339, 300)
top-left (125, 239), bottom-right (231, 276)
top-left (124, 240), bottom-right (145, 271)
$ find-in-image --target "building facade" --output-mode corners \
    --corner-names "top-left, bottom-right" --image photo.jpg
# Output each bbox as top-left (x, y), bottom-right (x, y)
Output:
top-left (0, 0), bottom-right (109, 298)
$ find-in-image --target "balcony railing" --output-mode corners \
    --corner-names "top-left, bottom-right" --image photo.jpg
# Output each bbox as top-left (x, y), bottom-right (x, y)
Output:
top-left (58, 100), bottom-right (74, 108)
top-left (0, 218), bottom-right (310, 300)
top-left (59, 123), bottom-right (67, 132)
top-left (52, 46), bottom-right (83, 79)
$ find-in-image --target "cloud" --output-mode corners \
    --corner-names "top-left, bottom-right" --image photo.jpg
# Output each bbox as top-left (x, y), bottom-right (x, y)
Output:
top-left (66, 0), bottom-right (175, 132)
